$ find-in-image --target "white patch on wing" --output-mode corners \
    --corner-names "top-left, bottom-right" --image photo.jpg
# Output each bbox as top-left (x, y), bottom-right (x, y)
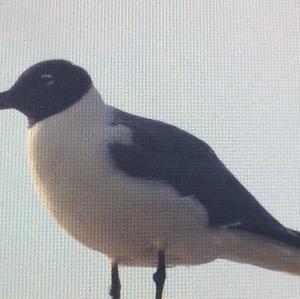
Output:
top-left (222, 221), bottom-right (242, 229)
top-left (287, 229), bottom-right (298, 237)
top-left (41, 74), bottom-right (52, 78)
top-left (110, 123), bottom-right (133, 145)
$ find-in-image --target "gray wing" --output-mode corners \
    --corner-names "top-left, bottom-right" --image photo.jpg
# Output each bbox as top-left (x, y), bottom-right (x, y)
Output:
top-left (109, 108), bottom-right (300, 248)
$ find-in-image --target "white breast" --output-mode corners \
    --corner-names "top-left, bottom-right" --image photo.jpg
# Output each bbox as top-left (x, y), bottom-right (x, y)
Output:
top-left (27, 87), bottom-right (220, 267)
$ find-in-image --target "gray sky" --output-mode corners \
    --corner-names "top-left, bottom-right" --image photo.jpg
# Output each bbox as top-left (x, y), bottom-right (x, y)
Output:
top-left (0, 1), bottom-right (300, 298)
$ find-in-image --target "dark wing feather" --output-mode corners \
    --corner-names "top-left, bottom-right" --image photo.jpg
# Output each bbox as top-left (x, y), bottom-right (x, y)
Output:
top-left (109, 108), bottom-right (300, 248)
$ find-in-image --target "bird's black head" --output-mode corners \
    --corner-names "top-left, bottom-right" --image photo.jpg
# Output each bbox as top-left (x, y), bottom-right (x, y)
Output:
top-left (0, 60), bottom-right (92, 126)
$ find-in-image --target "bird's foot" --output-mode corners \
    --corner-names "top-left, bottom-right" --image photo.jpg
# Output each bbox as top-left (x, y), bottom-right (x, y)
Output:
top-left (153, 250), bottom-right (166, 299)
top-left (109, 263), bottom-right (121, 299)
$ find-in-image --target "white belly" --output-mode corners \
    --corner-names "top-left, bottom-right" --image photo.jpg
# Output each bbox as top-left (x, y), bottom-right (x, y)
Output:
top-left (27, 90), bottom-right (220, 267)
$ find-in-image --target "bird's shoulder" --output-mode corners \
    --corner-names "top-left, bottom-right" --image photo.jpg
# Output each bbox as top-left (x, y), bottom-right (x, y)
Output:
top-left (110, 107), bottom-right (216, 160)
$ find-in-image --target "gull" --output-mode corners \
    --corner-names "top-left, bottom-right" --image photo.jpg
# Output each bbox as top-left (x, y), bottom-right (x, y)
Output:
top-left (1, 59), bottom-right (300, 299)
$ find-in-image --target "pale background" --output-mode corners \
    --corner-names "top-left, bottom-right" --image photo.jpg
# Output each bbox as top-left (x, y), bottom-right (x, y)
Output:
top-left (0, 1), bottom-right (300, 298)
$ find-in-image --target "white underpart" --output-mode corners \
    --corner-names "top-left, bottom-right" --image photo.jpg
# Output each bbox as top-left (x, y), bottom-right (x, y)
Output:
top-left (27, 87), bottom-right (300, 274)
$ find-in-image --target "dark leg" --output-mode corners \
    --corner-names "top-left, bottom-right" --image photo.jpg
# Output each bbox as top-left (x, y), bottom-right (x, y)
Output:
top-left (109, 263), bottom-right (121, 299)
top-left (153, 250), bottom-right (166, 299)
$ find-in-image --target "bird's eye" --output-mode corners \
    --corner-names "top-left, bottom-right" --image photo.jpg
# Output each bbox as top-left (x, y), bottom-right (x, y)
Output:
top-left (40, 74), bottom-right (55, 86)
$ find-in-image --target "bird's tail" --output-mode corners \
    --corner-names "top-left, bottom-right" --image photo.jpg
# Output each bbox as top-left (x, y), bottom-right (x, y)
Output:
top-left (219, 229), bottom-right (300, 275)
